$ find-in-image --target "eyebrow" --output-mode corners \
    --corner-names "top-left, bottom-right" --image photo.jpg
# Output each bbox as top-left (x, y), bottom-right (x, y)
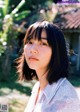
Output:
top-left (28, 37), bottom-right (47, 41)
top-left (41, 37), bottom-right (47, 40)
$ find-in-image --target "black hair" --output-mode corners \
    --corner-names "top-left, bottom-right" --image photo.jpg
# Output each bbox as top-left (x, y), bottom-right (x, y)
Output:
top-left (16, 21), bottom-right (69, 84)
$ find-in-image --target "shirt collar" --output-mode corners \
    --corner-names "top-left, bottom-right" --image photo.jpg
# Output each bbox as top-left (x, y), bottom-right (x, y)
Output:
top-left (31, 81), bottom-right (40, 94)
top-left (42, 78), bottom-right (66, 103)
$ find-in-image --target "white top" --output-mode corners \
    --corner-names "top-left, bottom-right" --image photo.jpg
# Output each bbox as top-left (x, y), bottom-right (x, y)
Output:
top-left (24, 78), bottom-right (80, 112)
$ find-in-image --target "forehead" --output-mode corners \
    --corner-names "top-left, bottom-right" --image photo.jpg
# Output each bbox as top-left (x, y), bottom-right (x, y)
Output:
top-left (41, 30), bottom-right (47, 38)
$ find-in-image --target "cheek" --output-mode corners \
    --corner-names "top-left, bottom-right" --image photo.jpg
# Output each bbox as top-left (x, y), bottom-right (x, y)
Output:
top-left (24, 45), bottom-right (28, 58)
top-left (46, 52), bottom-right (52, 64)
top-left (41, 48), bottom-right (52, 62)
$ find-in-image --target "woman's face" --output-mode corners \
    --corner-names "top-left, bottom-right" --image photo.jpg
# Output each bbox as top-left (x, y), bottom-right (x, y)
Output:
top-left (24, 30), bottom-right (52, 74)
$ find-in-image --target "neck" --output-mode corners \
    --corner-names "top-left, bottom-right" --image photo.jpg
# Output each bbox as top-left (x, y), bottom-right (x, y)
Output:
top-left (36, 69), bottom-right (49, 90)
top-left (39, 79), bottom-right (48, 91)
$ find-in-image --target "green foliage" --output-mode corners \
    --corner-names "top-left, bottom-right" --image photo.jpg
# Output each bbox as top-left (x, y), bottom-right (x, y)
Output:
top-left (26, 1), bottom-right (57, 24)
top-left (0, 32), bottom-right (6, 55)
top-left (0, 0), bottom-right (30, 56)
top-left (9, 0), bottom-right (54, 13)
top-left (14, 10), bottom-right (30, 21)
top-left (0, 0), bottom-right (31, 81)
top-left (0, 0), bottom-right (9, 29)
top-left (2, 0), bottom-right (9, 17)
top-left (10, 0), bottom-right (25, 15)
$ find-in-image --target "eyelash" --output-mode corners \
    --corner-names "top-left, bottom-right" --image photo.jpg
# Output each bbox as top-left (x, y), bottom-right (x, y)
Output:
top-left (26, 41), bottom-right (48, 46)
top-left (40, 42), bottom-right (47, 46)
top-left (27, 41), bottom-right (32, 44)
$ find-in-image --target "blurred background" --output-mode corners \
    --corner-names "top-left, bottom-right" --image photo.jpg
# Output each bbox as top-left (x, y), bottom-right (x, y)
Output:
top-left (0, 0), bottom-right (80, 112)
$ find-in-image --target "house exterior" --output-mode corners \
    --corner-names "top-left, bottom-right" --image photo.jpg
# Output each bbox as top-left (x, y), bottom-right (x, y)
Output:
top-left (15, 3), bottom-right (80, 74)
top-left (54, 3), bottom-right (80, 73)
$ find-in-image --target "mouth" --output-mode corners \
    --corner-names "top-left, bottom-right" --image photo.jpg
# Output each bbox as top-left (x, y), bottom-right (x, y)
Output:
top-left (29, 57), bottom-right (39, 61)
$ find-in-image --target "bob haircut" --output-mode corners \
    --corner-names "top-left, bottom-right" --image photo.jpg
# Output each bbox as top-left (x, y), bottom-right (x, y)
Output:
top-left (16, 21), bottom-right (69, 84)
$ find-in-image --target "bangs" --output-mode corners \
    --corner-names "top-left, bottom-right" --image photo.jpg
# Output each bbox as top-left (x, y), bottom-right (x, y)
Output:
top-left (24, 23), bottom-right (47, 44)
top-left (28, 27), bottom-right (43, 41)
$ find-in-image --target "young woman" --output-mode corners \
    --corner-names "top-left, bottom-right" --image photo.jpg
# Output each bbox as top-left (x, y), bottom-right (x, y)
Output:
top-left (16, 21), bottom-right (80, 112)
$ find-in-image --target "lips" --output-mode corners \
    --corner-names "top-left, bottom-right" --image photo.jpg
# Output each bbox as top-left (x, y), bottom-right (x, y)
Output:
top-left (29, 56), bottom-right (39, 61)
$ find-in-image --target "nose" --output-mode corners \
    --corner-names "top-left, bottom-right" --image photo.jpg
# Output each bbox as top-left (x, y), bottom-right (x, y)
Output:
top-left (30, 44), bottom-right (38, 54)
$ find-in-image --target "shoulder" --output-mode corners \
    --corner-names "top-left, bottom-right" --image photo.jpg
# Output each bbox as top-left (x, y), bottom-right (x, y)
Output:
top-left (57, 78), bottom-right (78, 99)
top-left (49, 78), bottom-right (80, 112)
top-left (48, 78), bottom-right (79, 102)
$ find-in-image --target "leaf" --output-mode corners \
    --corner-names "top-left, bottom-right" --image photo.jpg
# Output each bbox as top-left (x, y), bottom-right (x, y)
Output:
top-left (3, 0), bottom-right (9, 16)
top-left (1, 0), bottom-right (9, 17)
top-left (11, 0), bottom-right (26, 15)
top-left (14, 10), bottom-right (31, 21)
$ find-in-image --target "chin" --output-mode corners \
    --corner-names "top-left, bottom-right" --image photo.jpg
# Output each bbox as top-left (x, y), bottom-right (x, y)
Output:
top-left (28, 65), bottom-right (38, 70)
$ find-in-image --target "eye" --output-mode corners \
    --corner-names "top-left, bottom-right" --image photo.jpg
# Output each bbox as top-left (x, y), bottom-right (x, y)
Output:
top-left (40, 41), bottom-right (48, 46)
top-left (42, 42), bottom-right (47, 46)
top-left (27, 40), bottom-right (33, 44)
top-left (28, 41), bottom-right (32, 44)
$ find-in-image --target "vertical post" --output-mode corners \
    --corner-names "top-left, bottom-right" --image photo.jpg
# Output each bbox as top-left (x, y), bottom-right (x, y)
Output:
top-left (76, 34), bottom-right (80, 71)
